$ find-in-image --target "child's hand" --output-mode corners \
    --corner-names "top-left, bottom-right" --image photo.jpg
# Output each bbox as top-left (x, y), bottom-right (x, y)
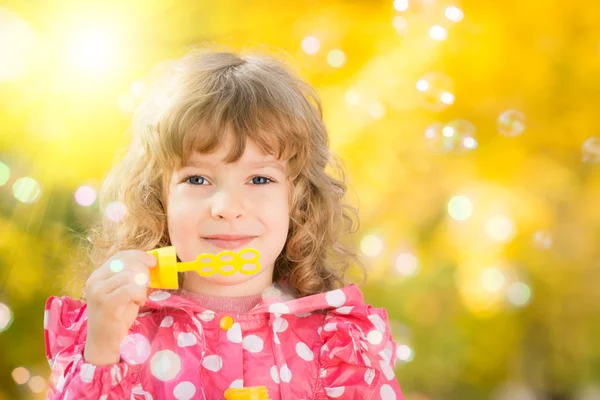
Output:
top-left (83, 249), bottom-right (157, 366)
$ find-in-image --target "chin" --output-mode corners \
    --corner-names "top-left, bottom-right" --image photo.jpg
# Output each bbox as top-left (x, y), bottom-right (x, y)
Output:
top-left (195, 271), bottom-right (264, 286)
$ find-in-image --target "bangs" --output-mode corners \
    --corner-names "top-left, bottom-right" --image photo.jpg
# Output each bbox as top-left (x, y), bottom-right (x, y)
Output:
top-left (152, 54), bottom-right (317, 179)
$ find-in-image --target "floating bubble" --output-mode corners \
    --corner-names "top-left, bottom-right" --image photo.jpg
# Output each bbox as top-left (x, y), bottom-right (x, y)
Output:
top-left (498, 110), bottom-right (526, 137)
top-left (425, 120), bottom-right (476, 153)
top-left (11, 367), bottom-right (30, 384)
top-left (345, 89), bottom-right (361, 106)
top-left (394, 252), bottom-right (419, 276)
top-left (485, 215), bottom-right (515, 243)
top-left (134, 273), bottom-right (149, 286)
top-left (582, 137), bottom-right (600, 163)
top-left (392, 16), bottom-right (408, 35)
top-left (75, 185), bottom-right (97, 206)
top-left (445, 6), bottom-right (464, 22)
top-left (0, 162), bottom-right (10, 186)
top-left (0, 302), bottom-right (13, 333)
top-left (105, 201), bottom-right (127, 222)
top-left (507, 282), bottom-right (532, 307)
top-left (120, 334), bottom-right (152, 365)
top-left (429, 25), bottom-right (447, 41)
top-left (447, 195), bottom-right (473, 221)
top-left (360, 234), bottom-right (384, 258)
top-left (327, 49), bottom-right (346, 68)
top-left (396, 344), bottom-right (414, 362)
top-left (27, 376), bottom-right (46, 394)
top-left (109, 259), bottom-right (124, 273)
top-left (416, 73), bottom-right (454, 112)
top-left (151, 350), bottom-right (182, 381)
top-left (532, 230), bottom-right (552, 249)
top-left (393, 0), bottom-right (409, 12)
top-left (367, 102), bottom-right (386, 119)
top-left (12, 177), bottom-right (41, 203)
top-left (367, 330), bottom-right (383, 345)
top-left (481, 268), bottom-right (505, 293)
top-left (301, 36), bottom-right (320, 55)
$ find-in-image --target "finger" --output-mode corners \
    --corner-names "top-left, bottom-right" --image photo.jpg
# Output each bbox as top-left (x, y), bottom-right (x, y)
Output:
top-left (88, 256), bottom-right (151, 287)
top-left (93, 269), bottom-right (136, 295)
top-left (106, 282), bottom-right (148, 307)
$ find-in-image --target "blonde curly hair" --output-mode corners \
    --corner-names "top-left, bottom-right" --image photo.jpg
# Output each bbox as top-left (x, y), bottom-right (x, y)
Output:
top-left (84, 47), bottom-right (364, 298)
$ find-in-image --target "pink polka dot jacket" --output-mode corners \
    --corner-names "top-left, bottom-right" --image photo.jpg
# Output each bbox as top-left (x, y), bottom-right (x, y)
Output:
top-left (44, 283), bottom-right (405, 399)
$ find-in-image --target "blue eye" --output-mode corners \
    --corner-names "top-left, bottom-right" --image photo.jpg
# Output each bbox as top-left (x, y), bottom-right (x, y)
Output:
top-left (251, 176), bottom-right (273, 185)
top-left (185, 175), bottom-right (207, 185)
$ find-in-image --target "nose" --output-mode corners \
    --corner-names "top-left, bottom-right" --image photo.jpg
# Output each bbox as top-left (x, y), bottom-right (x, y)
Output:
top-left (210, 187), bottom-right (244, 220)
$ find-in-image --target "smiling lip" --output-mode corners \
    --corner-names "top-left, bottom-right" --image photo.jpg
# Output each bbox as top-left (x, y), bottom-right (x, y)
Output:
top-left (202, 235), bottom-right (256, 250)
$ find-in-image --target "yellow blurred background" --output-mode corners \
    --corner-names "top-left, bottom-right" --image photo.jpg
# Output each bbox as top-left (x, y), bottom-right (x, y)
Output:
top-left (1, 0), bottom-right (600, 399)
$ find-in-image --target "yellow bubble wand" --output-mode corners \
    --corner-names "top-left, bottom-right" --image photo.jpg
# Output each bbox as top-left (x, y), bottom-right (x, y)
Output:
top-left (146, 246), bottom-right (261, 289)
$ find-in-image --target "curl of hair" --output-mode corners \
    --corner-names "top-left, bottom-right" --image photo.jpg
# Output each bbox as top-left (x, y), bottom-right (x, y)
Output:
top-left (83, 45), bottom-right (365, 299)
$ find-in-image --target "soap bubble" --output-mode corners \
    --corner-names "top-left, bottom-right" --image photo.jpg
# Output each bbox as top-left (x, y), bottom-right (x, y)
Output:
top-left (498, 110), bottom-right (525, 137)
top-left (582, 137), bottom-right (600, 163)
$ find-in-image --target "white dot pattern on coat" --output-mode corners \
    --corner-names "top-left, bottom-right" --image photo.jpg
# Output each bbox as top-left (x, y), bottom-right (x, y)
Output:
top-left (150, 350), bottom-right (181, 381)
top-left (148, 290), bottom-right (171, 302)
top-left (229, 379), bottom-right (244, 388)
top-left (160, 316), bottom-right (173, 328)
top-left (177, 332), bottom-right (197, 347)
top-left (79, 363), bottom-right (95, 383)
top-left (325, 289), bottom-right (346, 307)
top-left (226, 323), bottom-right (242, 343)
top-left (270, 365), bottom-right (280, 383)
top-left (295, 342), bottom-right (314, 361)
top-left (380, 383), bottom-right (396, 399)
top-left (268, 303), bottom-right (290, 314)
top-left (272, 317), bottom-right (288, 333)
top-left (173, 381), bottom-right (196, 400)
top-left (325, 387), bottom-right (345, 398)
top-left (364, 368), bottom-right (376, 385)
top-left (279, 363), bottom-right (292, 383)
top-left (201, 354), bottom-right (223, 372)
top-left (242, 335), bottom-right (264, 353)
top-left (368, 314), bottom-right (386, 333)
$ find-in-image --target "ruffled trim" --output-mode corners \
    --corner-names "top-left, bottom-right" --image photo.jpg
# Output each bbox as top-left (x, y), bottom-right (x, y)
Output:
top-left (315, 303), bottom-right (397, 399)
top-left (44, 296), bottom-right (136, 398)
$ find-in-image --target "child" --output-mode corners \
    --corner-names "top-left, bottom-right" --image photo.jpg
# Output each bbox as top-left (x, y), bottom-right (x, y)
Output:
top-left (44, 48), bottom-right (405, 399)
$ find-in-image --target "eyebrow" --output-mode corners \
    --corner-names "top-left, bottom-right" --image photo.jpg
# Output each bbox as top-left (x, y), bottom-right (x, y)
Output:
top-left (184, 159), bottom-right (286, 172)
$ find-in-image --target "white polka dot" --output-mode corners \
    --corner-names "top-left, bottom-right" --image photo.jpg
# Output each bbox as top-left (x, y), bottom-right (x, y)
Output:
top-left (198, 311), bottom-right (215, 322)
top-left (149, 290), bottom-right (171, 301)
top-left (111, 364), bottom-right (123, 386)
top-left (99, 396), bottom-right (108, 400)
top-left (295, 312), bottom-right (312, 317)
top-left (191, 317), bottom-right (203, 334)
top-left (317, 326), bottom-right (323, 335)
top-left (325, 289), bottom-right (346, 307)
top-left (321, 344), bottom-right (329, 354)
top-left (367, 330), bottom-right (383, 345)
top-left (380, 359), bottom-right (396, 380)
top-left (64, 390), bottom-right (69, 400)
top-left (336, 306), bottom-right (354, 314)
top-left (56, 374), bottom-right (67, 392)
top-left (227, 323), bottom-right (242, 343)
top-left (243, 335), bottom-right (264, 353)
top-left (319, 368), bottom-right (327, 378)
top-left (368, 313), bottom-right (386, 333)
top-left (151, 350), bottom-right (182, 381)
top-left (201, 355), bottom-right (223, 372)
top-left (324, 387), bottom-right (345, 397)
top-left (280, 364), bottom-right (292, 383)
top-left (295, 342), bottom-right (314, 361)
top-left (229, 379), bottom-right (243, 388)
top-left (160, 316), bottom-right (174, 327)
top-left (173, 381), bottom-right (196, 400)
top-left (364, 368), bottom-right (376, 385)
top-left (269, 303), bottom-right (291, 314)
top-left (380, 384), bottom-right (396, 399)
top-left (273, 317), bottom-right (288, 333)
top-left (79, 363), bottom-right (95, 383)
top-left (270, 365), bottom-right (280, 383)
top-left (44, 310), bottom-right (48, 329)
top-left (138, 311), bottom-right (152, 317)
top-left (324, 322), bottom-right (337, 332)
top-left (177, 332), bottom-right (197, 347)
top-left (273, 332), bottom-right (280, 344)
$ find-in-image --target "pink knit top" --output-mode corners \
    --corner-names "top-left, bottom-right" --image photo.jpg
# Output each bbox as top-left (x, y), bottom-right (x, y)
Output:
top-left (173, 288), bottom-right (263, 313)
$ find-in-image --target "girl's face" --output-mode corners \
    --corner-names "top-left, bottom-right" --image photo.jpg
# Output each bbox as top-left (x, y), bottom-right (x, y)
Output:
top-left (166, 134), bottom-right (290, 296)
